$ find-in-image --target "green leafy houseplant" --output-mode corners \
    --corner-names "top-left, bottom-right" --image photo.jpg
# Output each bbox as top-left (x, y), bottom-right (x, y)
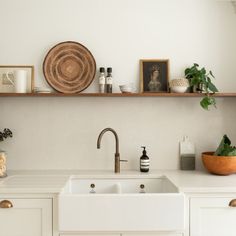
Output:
top-left (214, 135), bottom-right (236, 156)
top-left (185, 63), bottom-right (219, 110)
top-left (0, 128), bottom-right (13, 144)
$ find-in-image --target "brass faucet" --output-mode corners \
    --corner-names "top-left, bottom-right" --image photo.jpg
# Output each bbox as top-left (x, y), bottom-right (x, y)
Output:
top-left (97, 128), bottom-right (127, 173)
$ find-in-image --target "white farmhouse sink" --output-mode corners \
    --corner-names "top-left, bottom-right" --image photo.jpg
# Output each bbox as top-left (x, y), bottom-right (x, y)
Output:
top-left (62, 176), bottom-right (179, 194)
top-left (58, 175), bottom-right (185, 232)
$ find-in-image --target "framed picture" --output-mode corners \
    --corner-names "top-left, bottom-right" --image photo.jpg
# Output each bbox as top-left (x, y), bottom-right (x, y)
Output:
top-left (140, 59), bottom-right (169, 93)
top-left (0, 65), bottom-right (34, 93)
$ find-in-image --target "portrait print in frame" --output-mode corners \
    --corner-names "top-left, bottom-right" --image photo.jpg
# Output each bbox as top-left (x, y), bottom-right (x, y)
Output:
top-left (140, 59), bottom-right (169, 93)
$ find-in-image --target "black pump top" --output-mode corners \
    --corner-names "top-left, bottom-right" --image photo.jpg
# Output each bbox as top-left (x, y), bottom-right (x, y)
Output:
top-left (141, 146), bottom-right (147, 155)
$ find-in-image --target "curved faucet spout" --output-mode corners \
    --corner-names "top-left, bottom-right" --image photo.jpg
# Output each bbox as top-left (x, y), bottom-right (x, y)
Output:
top-left (97, 128), bottom-right (119, 154)
top-left (97, 128), bottom-right (127, 173)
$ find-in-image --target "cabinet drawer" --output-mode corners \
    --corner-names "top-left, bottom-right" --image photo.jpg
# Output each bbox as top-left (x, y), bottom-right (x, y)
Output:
top-left (60, 235), bottom-right (119, 236)
top-left (190, 197), bottom-right (236, 236)
top-left (0, 198), bottom-right (52, 236)
top-left (122, 234), bottom-right (183, 236)
top-left (60, 235), bottom-right (182, 236)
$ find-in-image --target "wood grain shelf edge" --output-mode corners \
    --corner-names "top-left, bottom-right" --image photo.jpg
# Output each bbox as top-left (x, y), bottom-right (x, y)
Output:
top-left (0, 92), bottom-right (235, 97)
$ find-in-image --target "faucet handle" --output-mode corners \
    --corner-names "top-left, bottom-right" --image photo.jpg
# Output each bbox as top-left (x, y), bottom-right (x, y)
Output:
top-left (120, 159), bottom-right (128, 162)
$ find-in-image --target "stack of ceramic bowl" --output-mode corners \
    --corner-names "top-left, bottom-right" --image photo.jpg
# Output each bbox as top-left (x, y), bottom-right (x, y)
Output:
top-left (34, 87), bottom-right (53, 93)
top-left (119, 83), bottom-right (134, 93)
top-left (169, 78), bottom-right (190, 93)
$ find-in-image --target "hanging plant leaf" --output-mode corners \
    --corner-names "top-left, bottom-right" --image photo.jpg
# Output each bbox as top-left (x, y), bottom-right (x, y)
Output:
top-left (200, 96), bottom-right (216, 110)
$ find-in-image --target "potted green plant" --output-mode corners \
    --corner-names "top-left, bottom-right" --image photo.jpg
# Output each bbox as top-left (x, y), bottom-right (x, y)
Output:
top-left (202, 135), bottom-right (236, 175)
top-left (0, 128), bottom-right (13, 177)
top-left (0, 128), bottom-right (13, 145)
top-left (185, 63), bottom-right (219, 110)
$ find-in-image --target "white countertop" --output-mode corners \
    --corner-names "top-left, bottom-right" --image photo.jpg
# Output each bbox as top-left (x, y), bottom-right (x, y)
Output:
top-left (0, 169), bottom-right (236, 194)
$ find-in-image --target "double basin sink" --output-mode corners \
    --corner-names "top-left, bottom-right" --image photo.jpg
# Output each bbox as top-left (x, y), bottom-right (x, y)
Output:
top-left (59, 175), bottom-right (185, 232)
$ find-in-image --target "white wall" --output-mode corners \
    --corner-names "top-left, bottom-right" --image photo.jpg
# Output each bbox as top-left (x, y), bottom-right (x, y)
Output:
top-left (0, 0), bottom-right (236, 170)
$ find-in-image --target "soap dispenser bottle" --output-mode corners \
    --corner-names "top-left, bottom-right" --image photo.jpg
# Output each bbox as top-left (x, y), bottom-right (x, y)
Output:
top-left (140, 146), bottom-right (149, 172)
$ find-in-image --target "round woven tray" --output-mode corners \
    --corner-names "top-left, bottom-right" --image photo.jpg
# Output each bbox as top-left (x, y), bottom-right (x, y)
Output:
top-left (43, 41), bottom-right (96, 93)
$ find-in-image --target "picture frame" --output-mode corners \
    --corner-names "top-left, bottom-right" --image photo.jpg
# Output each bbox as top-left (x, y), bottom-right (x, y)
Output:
top-left (0, 65), bottom-right (34, 93)
top-left (140, 59), bottom-right (169, 93)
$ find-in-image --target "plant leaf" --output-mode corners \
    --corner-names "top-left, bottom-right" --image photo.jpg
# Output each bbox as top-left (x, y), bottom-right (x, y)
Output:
top-left (208, 82), bottom-right (219, 92)
top-left (185, 68), bottom-right (190, 76)
top-left (227, 148), bottom-right (236, 156)
top-left (209, 70), bottom-right (215, 78)
top-left (190, 77), bottom-right (200, 86)
top-left (201, 67), bottom-right (206, 75)
top-left (200, 96), bottom-right (216, 110)
top-left (200, 97), bottom-right (210, 110)
top-left (214, 135), bottom-right (231, 156)
top-left (207, 77), bottom-right (212, 83)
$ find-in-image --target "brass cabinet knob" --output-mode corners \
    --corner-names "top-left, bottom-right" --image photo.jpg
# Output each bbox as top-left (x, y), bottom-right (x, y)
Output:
top-left (229, 199), bottom-right (236, 207)
top-left (0, 200), bottom-right (13, 208)
top-left (140, 184), bottom-right (145, 189)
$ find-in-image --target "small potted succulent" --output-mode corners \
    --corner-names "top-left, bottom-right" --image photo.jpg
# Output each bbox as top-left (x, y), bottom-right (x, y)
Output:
top-left (0, 128), bottom-right (13, 177)
top-left (202, 135), bottom-right (236, 175)
top-left (185, 63), bottom-right (219, 110)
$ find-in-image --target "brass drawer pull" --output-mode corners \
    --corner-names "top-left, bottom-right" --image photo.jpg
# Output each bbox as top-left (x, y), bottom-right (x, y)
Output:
top-left (229, 199), bottom-right (236, 207)
top-left (0, 200), bottom-right (13, 208)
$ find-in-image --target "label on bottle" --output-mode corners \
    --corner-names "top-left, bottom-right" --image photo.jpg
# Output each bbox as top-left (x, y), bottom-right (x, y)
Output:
top-left (99, 76), bottom-right (105, 85)
top-left (140, 159), bottom-right (149, 170)
top-left (106, 76), bottom-right (112, 85)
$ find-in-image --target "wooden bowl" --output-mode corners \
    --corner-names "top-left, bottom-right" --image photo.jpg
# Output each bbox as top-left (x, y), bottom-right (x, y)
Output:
top-left (202, 152), bottom-right (236, 175)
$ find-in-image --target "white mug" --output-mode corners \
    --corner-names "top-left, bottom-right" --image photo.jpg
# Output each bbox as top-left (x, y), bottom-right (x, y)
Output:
top-left (6, 70), bottom-right (28, 93)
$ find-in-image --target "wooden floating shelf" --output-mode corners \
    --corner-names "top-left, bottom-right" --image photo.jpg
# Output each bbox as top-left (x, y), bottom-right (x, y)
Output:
top-left (0, 92), bottom-right (236, 97)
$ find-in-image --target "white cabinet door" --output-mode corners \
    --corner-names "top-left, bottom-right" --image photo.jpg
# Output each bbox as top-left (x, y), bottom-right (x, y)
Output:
top-left (190, 197), bottom-right (236, 236)
top-left (0, 198), bottom-right (52, 236)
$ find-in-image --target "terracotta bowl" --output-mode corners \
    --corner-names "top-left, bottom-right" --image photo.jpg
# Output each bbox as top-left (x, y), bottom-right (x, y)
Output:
top-left (202, 152), bottom-right (236, 175)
